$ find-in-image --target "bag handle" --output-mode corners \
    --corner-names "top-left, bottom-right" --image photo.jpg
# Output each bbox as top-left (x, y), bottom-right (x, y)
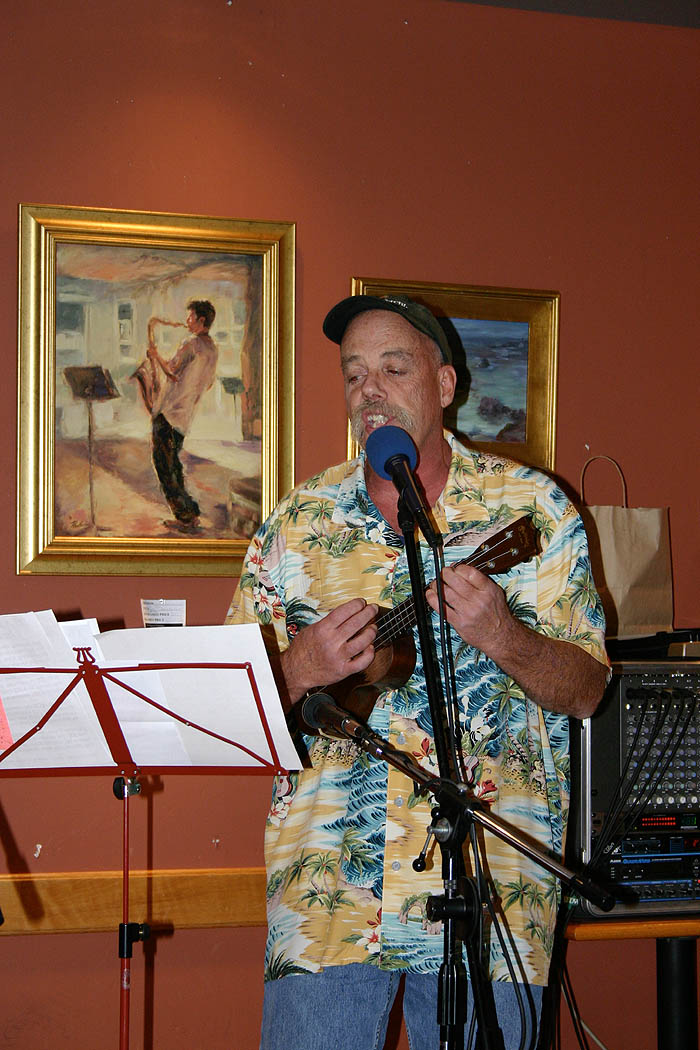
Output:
top-left (580, 455), bottom-right (628, 508)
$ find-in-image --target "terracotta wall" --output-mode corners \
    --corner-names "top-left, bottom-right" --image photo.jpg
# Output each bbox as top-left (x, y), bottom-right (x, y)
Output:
top-left (0, 1), bottom-right (698, 1047)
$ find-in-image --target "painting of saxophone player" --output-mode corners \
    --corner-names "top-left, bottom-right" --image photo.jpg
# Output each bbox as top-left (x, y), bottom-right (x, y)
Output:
top-left (51, 238), bottom-right (271, 545)
top-left (136, 303), bottom-right (219, 533)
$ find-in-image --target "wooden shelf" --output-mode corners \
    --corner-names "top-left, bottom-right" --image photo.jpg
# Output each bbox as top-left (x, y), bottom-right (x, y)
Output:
top-left (567, 917), bottom-right (700, 941)
top-left (0, 867), bottom-right (267, 935)
top-left (4, 868), bottom-right (698, 947)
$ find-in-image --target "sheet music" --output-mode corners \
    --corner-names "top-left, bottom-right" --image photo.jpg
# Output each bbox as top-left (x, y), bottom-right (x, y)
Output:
top-left (56, 616), bottom-right (103, 659)
top-left (97, 623), bottom-right (300, 770)
top-left (0, 612), bottom-right (113, 768)
top-left (0, 613), bottom-right (300, 773)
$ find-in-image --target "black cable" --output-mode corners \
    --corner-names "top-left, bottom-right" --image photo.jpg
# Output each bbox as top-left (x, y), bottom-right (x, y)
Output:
top-left (429, 531), bottom-right (558, 1050)
top-left (593, 688), bottom-right (671, 861)
top-left (431, 543), bottom-right (468, 784)
top-left (622, 691), bottom-right (694, 825)
top-left (593, 691), bottom-right (668, 860)
top-left (591, 695), bottom-right (651, 858)
top-left (561, 961), bottom-right (592, 1050)
top-left (593, 689), bottom-right (695, 866)
top-left (469, 824), bottom-right (534, 1050)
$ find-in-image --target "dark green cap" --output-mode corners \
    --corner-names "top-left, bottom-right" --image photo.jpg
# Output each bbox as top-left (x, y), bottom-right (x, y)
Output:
top-left (323, 294), bottom-right (452, 364)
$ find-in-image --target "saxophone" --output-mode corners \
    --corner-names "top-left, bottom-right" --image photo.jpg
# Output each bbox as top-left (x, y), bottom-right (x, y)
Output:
top-left (131, 317), bottom-right (186, 412)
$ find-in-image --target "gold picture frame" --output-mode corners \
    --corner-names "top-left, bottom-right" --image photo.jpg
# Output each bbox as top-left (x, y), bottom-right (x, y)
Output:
top-left (347, 277), bottom-right (559, 472)
top-left (17, 203), bottom-right (295, 576)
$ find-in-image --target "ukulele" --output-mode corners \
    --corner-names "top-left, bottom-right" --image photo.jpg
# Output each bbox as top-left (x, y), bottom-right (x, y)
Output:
top-left (295, 516), bottom-right (540, 732)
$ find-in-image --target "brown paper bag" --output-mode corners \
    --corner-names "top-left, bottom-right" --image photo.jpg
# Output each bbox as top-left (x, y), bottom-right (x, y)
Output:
top-left (579, 456), bottom-right (673, 639)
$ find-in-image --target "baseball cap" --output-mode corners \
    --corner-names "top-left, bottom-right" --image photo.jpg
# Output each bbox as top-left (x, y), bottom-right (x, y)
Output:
top-left (322, 294), bottom-right (452, 364)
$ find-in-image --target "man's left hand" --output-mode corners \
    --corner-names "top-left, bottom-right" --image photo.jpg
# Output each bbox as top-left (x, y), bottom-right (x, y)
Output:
top-left (426, 563), bottom-right (509, 653)
top-left (426, 565), bottom-right (608, 718)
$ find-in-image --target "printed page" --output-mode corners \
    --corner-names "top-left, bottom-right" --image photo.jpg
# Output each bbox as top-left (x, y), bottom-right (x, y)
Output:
top-left (0, 612), bottom-right (112, 769)
top-left (96, 623), bottom-right (301, 770)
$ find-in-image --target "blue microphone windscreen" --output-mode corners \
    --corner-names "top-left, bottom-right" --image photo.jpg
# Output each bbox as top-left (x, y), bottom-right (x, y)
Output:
top-left (365, 425), bottom-right (418, 480)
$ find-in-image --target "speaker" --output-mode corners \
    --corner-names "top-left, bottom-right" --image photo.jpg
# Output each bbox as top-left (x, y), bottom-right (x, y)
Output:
top-left (569, 659), bottom-right (700, 918)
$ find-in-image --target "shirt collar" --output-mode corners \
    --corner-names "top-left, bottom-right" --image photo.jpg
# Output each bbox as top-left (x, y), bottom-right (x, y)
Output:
top-left (331, 430), bottom-right (491, 534)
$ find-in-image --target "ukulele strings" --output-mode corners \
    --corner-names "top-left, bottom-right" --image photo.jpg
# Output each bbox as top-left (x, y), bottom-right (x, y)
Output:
top-left (374, 601), bottom-right (414, 649)
top-left (372, 529), bottom-right (525, 650)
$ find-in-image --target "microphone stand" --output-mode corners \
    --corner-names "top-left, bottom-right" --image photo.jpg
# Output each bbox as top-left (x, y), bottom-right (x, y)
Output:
top-left (326, 707), bottom-right (615, 1049)
top-left (391, 485), bottom-right (613, 1048)
top-left (396, 494), bottom-right (502, 1050)
top-left (336, 715), bottom-right (614, 913)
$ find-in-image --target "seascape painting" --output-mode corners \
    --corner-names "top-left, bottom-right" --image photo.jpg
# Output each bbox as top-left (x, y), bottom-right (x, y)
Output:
top-left (54, 243), bottom-right (264, 542)
top-left (444, 318), bottom-right (529, 445)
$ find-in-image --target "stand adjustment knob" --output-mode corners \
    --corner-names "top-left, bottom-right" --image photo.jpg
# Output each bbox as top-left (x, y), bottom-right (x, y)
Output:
top-left (413, 824), bottom-right (436, 871)
top-left (432, 817), bottom-right (453, 843)
top-left (113, 776), bottom-right (142, 800)
top-left (119, 921), bottom-right (151, 958)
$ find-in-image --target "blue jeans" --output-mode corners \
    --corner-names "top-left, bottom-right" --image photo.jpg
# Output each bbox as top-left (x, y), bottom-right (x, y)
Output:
top-left (260, 964), bottom-right (543, 1050)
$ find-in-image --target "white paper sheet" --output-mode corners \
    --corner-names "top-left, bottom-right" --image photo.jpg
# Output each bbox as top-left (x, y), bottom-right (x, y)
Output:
top-left (0, 612), bottom-right (113, 769)
top-left (96, 623), bottom-right (301, 770)
top-left (56, 617), bottom-right (104, 661)
top-left (0, 613), bottom-right (300, 772)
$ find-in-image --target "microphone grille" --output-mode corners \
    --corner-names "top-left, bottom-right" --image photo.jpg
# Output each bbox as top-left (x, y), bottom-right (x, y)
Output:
top-left (300, 691), bottom-right (334, 731)
top-left (365, 426), bottom-right (417, 479)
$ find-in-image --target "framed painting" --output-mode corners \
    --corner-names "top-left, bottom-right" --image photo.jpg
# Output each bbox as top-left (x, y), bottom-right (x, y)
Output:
top-left (16, 204), bottom-right (295, 576)
top-left (346, 277), bottom-right (559, 472)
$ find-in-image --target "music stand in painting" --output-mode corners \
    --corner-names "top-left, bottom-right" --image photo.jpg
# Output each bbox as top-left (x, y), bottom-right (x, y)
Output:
top-left (62, 365), bottom-right (120, 535)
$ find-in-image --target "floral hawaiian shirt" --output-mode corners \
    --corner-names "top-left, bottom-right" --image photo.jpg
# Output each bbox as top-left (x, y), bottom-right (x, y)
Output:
top-left (225, 432), bottom-right (607, 986)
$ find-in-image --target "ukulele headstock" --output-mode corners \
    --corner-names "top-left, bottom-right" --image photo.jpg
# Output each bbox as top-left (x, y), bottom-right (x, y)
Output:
top-left (463, 517), bottom-right (540, 576)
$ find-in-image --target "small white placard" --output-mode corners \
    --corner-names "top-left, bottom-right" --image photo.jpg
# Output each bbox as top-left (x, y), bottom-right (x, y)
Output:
top-left (140, 599), bottom-right (186, 628)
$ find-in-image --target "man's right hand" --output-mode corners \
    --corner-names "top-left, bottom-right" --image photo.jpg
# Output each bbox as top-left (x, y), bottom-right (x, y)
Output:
top-left (280, 598), bottom-right (378, 704)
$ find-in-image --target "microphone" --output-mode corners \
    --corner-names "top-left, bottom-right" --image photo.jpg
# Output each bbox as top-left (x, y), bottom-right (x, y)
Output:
top-left (365, 425), bottom-right (442, 548)
top-left (300, 691), bottom-right (372, 741)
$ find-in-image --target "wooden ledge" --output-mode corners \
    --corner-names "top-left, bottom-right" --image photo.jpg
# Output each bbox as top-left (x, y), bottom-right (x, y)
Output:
top-left (4, 869), bottom-right (699, 944)
top-left (0, 867), bottom-right (267, 935)
top-left (567, 917), bottom-right (700, 941)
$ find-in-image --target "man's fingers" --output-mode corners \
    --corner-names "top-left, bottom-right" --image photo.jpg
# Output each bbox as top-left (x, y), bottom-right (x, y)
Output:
top-left (344, 643), bottom-right (376, 675)
top-left (342, 621), bottom-right (376, 662)
top-left (443, 563), bottom-right (488, 593)
top-left (326, 597), bottom-right (378, 630)
top-left (292, 600), bottom-right (378, 681)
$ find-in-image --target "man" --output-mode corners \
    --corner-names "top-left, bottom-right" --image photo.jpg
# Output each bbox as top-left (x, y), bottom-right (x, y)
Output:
top-left (146, 299), bottom-right (218, 531)
top-left (226, 294), bottom-right (608, 1050)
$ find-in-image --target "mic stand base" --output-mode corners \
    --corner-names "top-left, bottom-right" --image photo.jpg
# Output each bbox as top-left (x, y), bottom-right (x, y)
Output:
top-left (342, 716), bottom-right (614, 1048)
top-left (354, 723), bottom-right (507, 1050)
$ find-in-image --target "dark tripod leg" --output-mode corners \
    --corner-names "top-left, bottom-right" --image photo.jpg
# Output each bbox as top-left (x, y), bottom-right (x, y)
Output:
top-left (428, 849), bottom-right (505, 1050)
top-left (464, 935), bottom-right (505, 1050)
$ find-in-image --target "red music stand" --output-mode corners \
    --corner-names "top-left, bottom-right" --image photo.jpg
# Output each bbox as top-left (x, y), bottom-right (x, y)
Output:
top-left (0, 624), bottom-right (299, 1050)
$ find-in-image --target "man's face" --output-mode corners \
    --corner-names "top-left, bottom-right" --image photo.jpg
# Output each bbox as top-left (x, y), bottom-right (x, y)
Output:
top-left (186, 309), bottom-right (206, 334)
top-left (340, 310), bottom-right (456, 452)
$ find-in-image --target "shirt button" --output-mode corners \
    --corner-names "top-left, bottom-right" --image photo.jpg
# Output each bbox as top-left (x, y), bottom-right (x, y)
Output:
top-left (391, 860), bottom-right (401, 871)
top-left (394, 796), bottom-right (404, 807)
